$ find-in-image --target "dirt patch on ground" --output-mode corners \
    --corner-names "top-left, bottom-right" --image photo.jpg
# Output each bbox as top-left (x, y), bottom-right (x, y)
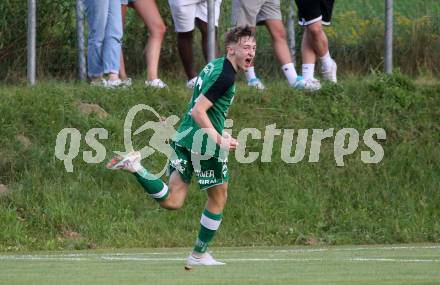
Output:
top-left (0, 184), bottom-right (9, 195)
top-left (74, 101), bottom-right (108, 119)
top-left (62, 230), bottom-right (84, 240)
top-left (16, 134), bottom-right (32, 148)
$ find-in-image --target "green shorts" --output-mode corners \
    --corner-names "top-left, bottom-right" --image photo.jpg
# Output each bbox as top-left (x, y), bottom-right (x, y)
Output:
top-left (167, 142), bottom-right (229, 190)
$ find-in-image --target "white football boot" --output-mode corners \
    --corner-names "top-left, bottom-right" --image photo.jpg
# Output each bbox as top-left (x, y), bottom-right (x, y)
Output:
top-left (185, 252), bottom-right (225, 270)
top-left (106, 151), bottom-right (142, 173)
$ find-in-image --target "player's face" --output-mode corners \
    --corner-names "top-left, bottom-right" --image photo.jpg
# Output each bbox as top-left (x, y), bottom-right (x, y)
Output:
top-left (234, 37), bottom-right (256, 71)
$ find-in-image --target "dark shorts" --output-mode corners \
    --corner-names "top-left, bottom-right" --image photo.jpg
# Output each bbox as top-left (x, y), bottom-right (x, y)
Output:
top-left (295, 0), bottom-right (335, 26)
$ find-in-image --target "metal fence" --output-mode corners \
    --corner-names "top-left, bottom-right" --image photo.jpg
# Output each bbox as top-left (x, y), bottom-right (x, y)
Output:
top-left (24, 0), bottom-right (397, 85)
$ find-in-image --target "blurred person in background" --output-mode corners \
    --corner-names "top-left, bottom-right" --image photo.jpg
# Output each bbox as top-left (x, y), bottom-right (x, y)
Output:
top-left (84, 0), bottom-right (123, 87)
top-left (168, 0), bottom-right (222, 89)
top-left (295, 0), bottom-right (337, 87)
top-left (232, 0), bottom-right (317, 90)
top-left (119, 0), bottom-right (168, 88)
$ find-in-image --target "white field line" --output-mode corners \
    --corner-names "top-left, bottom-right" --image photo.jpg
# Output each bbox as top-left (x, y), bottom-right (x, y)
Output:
top-left (236, 245), bottom-right (440, 254)
top-left (100, 257), bottom-right (440, 263)
top-left (348, 258), bottom-right (440, 263)
top-left (0, 256), bottom-right (87, 261)
top-left (1, 245), bottom-right (439, 262)
top-left (3, 244), bottom-right (438, 259)
top-left (1, 255), bottom-right (440, 263)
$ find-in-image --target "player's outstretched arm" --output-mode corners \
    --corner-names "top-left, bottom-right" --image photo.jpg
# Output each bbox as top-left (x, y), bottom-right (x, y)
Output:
top-left (191, 95), bottom-right (238, 150)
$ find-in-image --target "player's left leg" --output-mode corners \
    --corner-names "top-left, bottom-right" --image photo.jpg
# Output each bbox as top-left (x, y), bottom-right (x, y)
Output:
top-left (185, 154), bottom-right (229, 268)
top-left (186, 183), bottom-right (228, 268)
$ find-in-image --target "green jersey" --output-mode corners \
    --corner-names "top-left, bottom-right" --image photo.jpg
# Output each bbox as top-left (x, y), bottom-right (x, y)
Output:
top-left (173, 57), bottom-right (237, 157)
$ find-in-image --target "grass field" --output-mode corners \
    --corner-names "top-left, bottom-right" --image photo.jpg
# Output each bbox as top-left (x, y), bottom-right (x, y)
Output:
top-left (0, 74), bottom-right (439, 250)
top-left (1, 244), bottom-right (439, 285)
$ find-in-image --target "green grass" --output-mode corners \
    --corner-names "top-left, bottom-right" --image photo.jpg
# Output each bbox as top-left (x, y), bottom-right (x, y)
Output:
top-left (331, 0), bottom-right (440, 18)
top-left (1, 244), bottom-right (440, 285)
top-left (0, 74), bottom-right (439, 251)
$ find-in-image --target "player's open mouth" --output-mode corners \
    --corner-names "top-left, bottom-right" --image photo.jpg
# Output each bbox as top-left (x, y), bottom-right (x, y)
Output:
top-left (245, 58), bottom-right (252, 66)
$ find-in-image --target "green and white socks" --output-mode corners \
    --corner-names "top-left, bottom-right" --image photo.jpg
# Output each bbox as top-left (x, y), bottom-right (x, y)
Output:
top-left (131, 167), bottom-right (223, 255)
top-left (133, 168), bottom-right (169, 202)
top-left (193, 209), bottom-right (223, 255)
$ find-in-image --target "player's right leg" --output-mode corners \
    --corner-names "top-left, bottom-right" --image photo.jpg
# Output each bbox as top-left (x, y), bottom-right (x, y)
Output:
top-left (106, 151), bottom-right (189, 209)
top-left (159, 170), bottom-right (189, 210)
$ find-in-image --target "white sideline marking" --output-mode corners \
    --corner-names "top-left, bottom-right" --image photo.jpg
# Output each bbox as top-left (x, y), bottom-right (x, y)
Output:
top-left (101, 257), bottom-right (440, 263)
top-left (1, 255), bottom-right (439, 263)
top-left (240, 245), bottom-right (440, 254)
top-left (349, 258), bottom-right (440, 263)
top-left (102, 257), bottom-right (185, 261)
top-left (1, 245), bottom-right (439, 262)
top-left (0, 256), bottom-right (87, 261)
top-left (17, 245), bottom-right (437, 258)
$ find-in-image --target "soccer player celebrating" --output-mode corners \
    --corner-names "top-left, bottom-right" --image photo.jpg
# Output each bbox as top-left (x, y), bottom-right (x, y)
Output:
top-left (106, 26), bottom-right (256, 268)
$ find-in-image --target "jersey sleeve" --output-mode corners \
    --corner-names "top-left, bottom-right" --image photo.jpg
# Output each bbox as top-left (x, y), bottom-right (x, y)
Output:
top-left (202, 70), bottom-right (234, 104)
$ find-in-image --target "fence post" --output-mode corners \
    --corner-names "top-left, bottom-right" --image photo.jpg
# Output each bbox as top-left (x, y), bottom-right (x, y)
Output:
top-left (207, 0), bottom-right (216, 62)
top-left (76, 0), bottom-right (86, 81)
top-left (287, 0), bottom-right (296, 63)
top-left (385, 0), bottom-right (393, 74)
top-left (27, 0), bottom-right (36, 85)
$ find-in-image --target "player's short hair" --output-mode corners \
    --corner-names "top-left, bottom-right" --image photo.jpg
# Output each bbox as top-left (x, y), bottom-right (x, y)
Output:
top-left (225, 26), bottom-right (255, 46)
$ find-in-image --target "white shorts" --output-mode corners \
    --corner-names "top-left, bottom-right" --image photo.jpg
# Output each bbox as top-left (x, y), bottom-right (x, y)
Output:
top-left (168, 0), bottom-right (222, 33)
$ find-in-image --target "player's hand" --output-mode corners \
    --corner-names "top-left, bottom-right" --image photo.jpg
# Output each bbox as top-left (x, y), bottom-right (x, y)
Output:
top-left (220, 132), bottom-right (239, 150)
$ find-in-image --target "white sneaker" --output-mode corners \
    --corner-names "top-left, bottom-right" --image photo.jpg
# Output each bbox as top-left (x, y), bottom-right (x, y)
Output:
top-left (248, 78), bottom-right (266, 90)
top-left (186, 77), bottom-right (197, 89)
top-left (185, 252), bottom-right (225, 270)
top-left (105, 79), bottom-right (123, 88)
top-left (106, 151), bottom-right (142, 173)
top-left (292, 76), bottom-right (321, 91)
top-left (145, 79), bottom-right (168, 89)
top-left (322, 59), bottom-right (337, 83)
top-left (121, 78), bottom-right (132, 87)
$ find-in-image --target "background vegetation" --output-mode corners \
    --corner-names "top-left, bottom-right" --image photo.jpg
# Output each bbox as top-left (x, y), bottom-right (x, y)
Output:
top-left (1, 0), bottom-right (440, 82)
top-left (0, 73), bottom-right (439, 251)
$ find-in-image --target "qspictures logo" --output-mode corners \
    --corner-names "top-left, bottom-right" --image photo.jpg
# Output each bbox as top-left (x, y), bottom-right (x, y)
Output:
top-left (54, 104), bottom-right (386, 173)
